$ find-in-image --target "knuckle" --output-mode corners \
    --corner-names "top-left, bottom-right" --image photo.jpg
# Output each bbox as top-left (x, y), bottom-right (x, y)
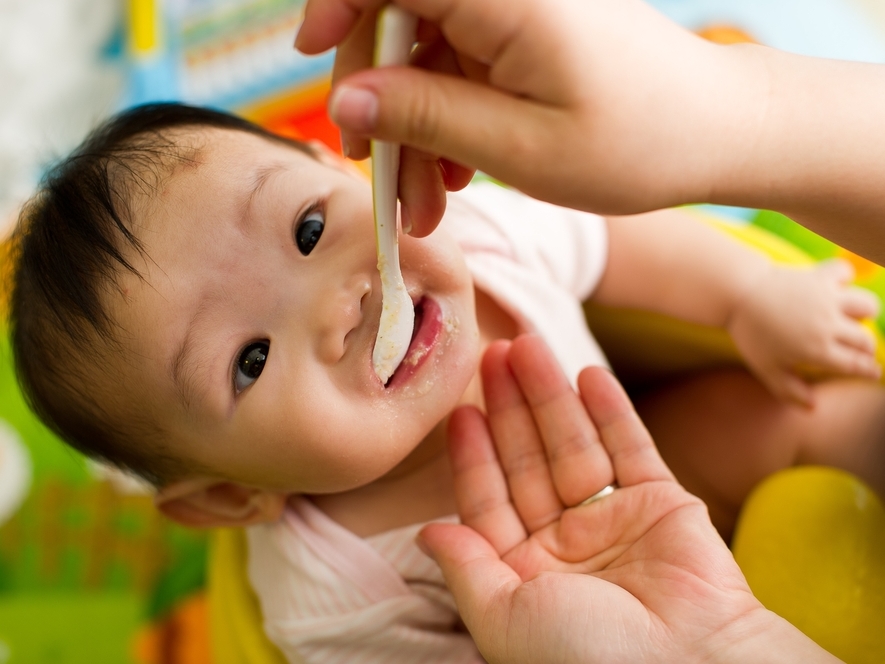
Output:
top-left (460, 494), bottom-right (505, 522)
top-left (399, 81), bottom-right (443, 149)
top-left (546, 428), bottom-right (593, 463)
top-left (501, 447), bottom-right (547, 477)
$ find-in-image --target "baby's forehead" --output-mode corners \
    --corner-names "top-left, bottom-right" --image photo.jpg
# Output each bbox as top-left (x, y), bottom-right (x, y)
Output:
top-left (155, 128), bottom-right (321, 195)
top-left (120, 122), bottom-right (340, 255)
top-left (129, 128), bottom-right (308, 215)
top-left (195, 126), bottom-right (317, 165)
top-left (119, 127), bottom-right (326, 274)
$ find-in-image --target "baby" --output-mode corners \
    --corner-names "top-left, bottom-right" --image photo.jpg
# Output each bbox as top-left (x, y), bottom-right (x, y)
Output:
top-left (9, 103), bottom-right (885, 663)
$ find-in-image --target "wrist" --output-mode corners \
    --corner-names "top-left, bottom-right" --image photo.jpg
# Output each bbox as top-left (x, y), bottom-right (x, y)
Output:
top-left (709, 44), bottom-right (801, 211)
top-left (657, 40), bottom-right (773, 209)
top-left (702, 607), bottom-right (843, 664)
top-left (723, 259), bottom-right (774, 333)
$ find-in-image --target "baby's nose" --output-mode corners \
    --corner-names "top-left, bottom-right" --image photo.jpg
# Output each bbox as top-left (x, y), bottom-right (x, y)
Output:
top-left (315, 273), bottom-right (373, 363)
top-left (345, 272), bottom-right (372, 304)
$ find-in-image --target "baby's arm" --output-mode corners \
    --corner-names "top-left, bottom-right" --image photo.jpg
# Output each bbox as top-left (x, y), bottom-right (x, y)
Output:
top-left (592, 209), bottom-right (880, 405)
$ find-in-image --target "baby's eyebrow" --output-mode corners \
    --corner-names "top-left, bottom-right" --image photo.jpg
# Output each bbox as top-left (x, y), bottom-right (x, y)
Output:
top-left (240, 162), bottom-right (286, 231)
top-left (169, 301), bottom-right (211, 411)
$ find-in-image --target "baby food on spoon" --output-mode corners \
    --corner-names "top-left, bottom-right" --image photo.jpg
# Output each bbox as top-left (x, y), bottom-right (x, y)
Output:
top-left (371, 6), bottom-right (418, 384)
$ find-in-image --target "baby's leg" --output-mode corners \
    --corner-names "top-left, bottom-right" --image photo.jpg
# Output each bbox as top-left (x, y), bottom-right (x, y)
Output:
top-left (635, 369), bottom-right (885, 541)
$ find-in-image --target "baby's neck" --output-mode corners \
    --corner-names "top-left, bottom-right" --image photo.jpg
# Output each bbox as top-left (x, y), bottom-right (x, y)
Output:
top-left (309, 287), bottom-right (518, 537)
top-left (308, 421), bottom-right (457, 537)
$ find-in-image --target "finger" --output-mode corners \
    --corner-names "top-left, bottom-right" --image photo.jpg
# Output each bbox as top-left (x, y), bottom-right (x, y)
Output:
top-left (835, 320), bottom-right (877, 355)
top-left (411, 29), bottom-right (492, 88)
top-left (482, 338), bottom-right (565, 532)
top-left (439, 158), bottom-right (475, 192)
top-left (507, 335), bottom-right (616, 507)
top-left (417, 522), bottom-right (521, 644)
top-left (415, 17), bottom-right (443, 44)
top-left (300, 0), bottom-right (533, 65)
top-left (400, 152), bottom-right (475, 238)
top-left (398, 146), bottom-right (447, 235)
top-left (329, 5), bottom-right (465, 160)
top-left (332, 0), bottom-right (529, 64)
top-left (297, 0), bottom-right (386, 54)
top-left (821, 343), bottom-right (882, 380)
top-left (576, 367), bottom-right (676, 487)
top-left (816, 257), bottom-right (855, 284)
top-left (411, 27), bottom-right (464, 73)
top-left (448, 405), bottom-right (528, 554)
top-left (320, 1), bottom-right (502, 159)
top-left (327, 68), bottom-right (567, 205)
top-left (330, 8), bottom-right (382, 160)
top-left (841, 285), bottom-right (880, 319)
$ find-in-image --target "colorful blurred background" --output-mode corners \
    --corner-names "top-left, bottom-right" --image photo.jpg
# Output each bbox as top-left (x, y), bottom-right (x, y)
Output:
top-left (0, 1), bottom-right (336, 662)
top-left (2, 0), bottom-right (885, 662)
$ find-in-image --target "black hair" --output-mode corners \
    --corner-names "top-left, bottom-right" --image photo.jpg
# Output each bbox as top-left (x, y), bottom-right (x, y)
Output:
top-left (8, 102), bottom-right (315, 485)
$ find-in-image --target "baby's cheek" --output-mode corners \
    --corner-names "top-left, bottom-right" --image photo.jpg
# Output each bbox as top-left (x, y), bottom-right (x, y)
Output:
top-left (401, 230), bottom-right (469, 284)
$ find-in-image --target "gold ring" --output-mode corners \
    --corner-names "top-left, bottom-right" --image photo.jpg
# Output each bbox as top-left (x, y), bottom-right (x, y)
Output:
top-left (577, 483), bottom-right (616, 507)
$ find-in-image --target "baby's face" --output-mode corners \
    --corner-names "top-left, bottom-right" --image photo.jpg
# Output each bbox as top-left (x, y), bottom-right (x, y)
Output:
top-left (113, 129), bottom-right (479, 493)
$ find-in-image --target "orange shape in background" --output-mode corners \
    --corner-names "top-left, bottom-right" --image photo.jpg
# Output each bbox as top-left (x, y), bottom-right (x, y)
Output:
top-left (696, 25), bottom-right (758, 45)
top-left (836, 247), bottom-right (880, 281)
top-left (240, 79), bottom-right (342, 154)
top-left (134, 592), bottom-right (212, 664)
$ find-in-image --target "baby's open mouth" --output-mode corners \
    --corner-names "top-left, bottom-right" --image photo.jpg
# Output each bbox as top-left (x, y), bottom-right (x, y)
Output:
top-left (385, 297), bottom-right (440, 387)
top-left (407, 298), bottom-right (425, 347)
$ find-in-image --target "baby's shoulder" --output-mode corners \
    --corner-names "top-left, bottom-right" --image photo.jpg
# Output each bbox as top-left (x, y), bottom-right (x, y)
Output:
top-left (444, 181), bottom-right (605, 255)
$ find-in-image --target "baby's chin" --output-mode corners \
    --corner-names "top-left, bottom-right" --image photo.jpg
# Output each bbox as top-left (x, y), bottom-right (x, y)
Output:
top-left (292, 440), bottom-right (444, 510)
top-left (311, 326), bottom-right (481, 496)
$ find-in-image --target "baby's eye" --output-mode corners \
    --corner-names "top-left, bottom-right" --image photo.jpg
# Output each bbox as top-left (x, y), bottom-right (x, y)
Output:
top-left (295, 208), bottom-right (324, 255)
top-left (235, 341), bottom-right (268, 393)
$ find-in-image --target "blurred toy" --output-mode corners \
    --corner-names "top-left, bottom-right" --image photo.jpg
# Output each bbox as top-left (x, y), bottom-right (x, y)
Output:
top-left (124, 0), bottom-right (340, 151)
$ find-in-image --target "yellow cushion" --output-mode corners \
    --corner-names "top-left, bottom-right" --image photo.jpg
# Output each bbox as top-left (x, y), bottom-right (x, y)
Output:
top-left (207, 528), bottom-right (289, 664)
top-left (732, 467), bottom-right (885, 663)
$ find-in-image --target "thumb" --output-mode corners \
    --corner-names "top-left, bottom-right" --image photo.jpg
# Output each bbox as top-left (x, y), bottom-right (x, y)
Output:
top-left (418, 523), bottom-right (521, 641)
top-left (328, 67), bottom-right (559, 195)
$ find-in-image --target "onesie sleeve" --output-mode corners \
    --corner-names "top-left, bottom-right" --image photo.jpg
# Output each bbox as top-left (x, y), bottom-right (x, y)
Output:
top-left (447, 181), bottom-right (608, 301)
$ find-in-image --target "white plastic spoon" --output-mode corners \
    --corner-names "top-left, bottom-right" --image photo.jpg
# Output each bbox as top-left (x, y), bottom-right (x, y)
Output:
top-left (371, 6), bottom-right (418, 384)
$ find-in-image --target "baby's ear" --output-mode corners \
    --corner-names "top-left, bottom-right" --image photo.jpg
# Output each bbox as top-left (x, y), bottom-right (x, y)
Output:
top-left (154, 478), bottom-right (287, 528)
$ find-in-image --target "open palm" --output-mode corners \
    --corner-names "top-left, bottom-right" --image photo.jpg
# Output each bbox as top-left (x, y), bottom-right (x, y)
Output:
top-left (421, 335), bottom-right (831, 663)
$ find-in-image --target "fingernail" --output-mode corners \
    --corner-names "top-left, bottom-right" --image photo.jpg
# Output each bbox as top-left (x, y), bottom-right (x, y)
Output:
top-left (294, 23), bottom-right (306, 51)
top-left (401, 206), bottom-right (413, 235)
top-left (415, 533), bottom-right (433, 559)
top-left (328, 85), bottom-right (379, 134)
